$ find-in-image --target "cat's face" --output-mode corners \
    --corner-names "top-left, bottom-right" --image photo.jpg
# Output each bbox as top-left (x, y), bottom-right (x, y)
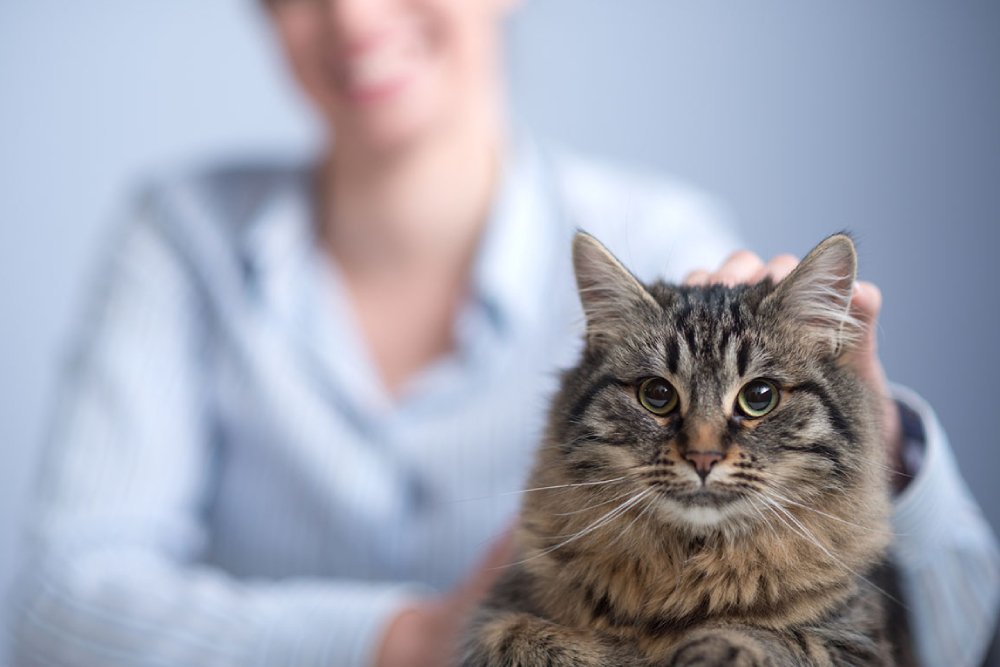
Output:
top-left (548, 233), bottom-right (881, 536)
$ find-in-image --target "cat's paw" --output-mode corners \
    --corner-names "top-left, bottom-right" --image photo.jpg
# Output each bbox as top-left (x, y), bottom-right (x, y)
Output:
top-left (665, 635), bottom-right (774, 667)
top-left (463, 612), bottom-right (638, 667)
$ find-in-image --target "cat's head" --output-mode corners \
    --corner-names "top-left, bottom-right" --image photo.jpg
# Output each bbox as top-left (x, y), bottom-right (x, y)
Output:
top-left (537, 232), bottom-right (888, 540)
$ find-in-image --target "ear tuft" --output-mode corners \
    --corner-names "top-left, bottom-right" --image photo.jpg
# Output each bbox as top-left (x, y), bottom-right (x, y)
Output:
top-left (572, 232), bottom-right (658, 344)
top-left (767, 234), bottom-right (862, 356)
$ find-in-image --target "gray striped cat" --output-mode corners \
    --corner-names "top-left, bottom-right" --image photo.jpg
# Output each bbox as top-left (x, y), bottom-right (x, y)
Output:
top-left (462, 233), bottom-right (914, 667)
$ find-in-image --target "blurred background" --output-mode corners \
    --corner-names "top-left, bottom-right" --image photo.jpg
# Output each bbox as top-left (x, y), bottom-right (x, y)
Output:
top-left (1, 0), bottom-right (998, 656)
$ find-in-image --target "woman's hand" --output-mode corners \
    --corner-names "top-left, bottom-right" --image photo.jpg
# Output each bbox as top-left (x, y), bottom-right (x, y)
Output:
top-left (683, 250), bottom-right (905, 475)
top-left (374, 532), bottom-right (515, 667)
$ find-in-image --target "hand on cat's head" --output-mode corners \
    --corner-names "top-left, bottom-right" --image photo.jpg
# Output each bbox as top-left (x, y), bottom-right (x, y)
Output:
top-left (682, 248), bottom-right (903, 470)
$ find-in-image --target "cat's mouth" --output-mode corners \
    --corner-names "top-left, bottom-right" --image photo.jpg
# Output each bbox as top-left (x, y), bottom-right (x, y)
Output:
top-left (647, 484), bottom-right (752, 530)
top-left (649, 480), bottom-right (751, 514)
top-left (646, 475), bottom-right (746, 505)
top-left (642, 481), bottom-right (767, 532)
top-left (675, 485), bottom-right (744, 507)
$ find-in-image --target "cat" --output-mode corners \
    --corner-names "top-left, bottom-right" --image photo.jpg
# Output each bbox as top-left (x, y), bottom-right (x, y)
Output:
top-left (461, 233), bottom-right (915, 667)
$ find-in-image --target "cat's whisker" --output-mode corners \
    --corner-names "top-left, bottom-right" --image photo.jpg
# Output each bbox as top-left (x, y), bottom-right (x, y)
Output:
top-left (546, 487), bottom-right (654, 540)
top-left (552, 487), bottom-right (639, 516)
top-left (500, 476), bottom-right (630, 497)
top-left (499, 488), bottom-right (655, 568)
top-left (437, 475), bottom-right (630, 506)
top-left (752, 494), bottom-right (843, 566)
top-left (606, 489), bottom-right (660, 549)
top-left (743, 494), bottom-right (781, 542)
top-left (761, 486), bottom-right (903, 537)
top-left (756, 492), bottom-right (843, 556)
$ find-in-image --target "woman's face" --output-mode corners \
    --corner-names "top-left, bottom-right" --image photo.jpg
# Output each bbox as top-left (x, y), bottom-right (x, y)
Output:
top-left (267, 0), bottom-right (511, 152)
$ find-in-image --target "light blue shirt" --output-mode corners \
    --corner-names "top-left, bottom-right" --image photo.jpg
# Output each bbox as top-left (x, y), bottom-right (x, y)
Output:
top-left (8, 140), bottom-right (1000, 667)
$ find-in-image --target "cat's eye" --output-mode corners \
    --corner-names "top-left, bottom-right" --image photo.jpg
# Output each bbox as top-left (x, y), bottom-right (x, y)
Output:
top-left (637, 377), bottom-right (679, 415)
top-left (737, 379), bottom-right (779, 418)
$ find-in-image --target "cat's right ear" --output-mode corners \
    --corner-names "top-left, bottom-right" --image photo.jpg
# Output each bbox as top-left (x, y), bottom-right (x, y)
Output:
top-left (764, 233), bottom-right (862, 357)
top-left (572, 232), bottom-right (659, 344)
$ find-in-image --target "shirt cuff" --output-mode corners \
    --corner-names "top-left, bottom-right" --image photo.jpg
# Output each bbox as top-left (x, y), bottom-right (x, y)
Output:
top-left (251, 580), bottom-right (432, 667)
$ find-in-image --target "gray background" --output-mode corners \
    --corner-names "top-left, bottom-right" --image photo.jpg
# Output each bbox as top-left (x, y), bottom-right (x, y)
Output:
top-left (1, 0), bottom-right (998, 656)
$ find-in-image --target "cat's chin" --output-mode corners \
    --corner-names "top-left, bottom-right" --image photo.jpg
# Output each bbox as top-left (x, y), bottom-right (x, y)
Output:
top-left (652, 490), bottom-right (755, 533)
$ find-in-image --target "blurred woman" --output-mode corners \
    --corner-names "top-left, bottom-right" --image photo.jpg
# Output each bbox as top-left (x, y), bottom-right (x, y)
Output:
top-left (9, 1), bottom-right (999, 666)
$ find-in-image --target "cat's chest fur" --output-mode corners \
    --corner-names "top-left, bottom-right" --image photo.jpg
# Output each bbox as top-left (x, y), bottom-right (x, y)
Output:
top-left (518, 515), bottom-right (880, 659)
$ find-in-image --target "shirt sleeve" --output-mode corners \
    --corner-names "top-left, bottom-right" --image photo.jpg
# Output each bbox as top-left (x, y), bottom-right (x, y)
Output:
top-left (889, 384), bottom-right (1000, 667)
top-left (7, 190), bottom-right (426, 667)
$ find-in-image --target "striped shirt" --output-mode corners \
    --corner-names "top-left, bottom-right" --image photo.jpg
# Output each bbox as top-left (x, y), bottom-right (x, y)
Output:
top-left (8, 140), bottom-right (999, 667)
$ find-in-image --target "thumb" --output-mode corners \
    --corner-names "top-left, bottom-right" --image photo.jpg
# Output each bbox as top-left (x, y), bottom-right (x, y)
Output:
top-left (844, 281), bottom-right (883, 388)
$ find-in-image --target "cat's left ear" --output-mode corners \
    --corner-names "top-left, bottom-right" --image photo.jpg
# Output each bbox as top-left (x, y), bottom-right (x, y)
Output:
top-left (572, 232), bottom-right (659, 345)
top-left (764, 233), bottom-right (862, 357)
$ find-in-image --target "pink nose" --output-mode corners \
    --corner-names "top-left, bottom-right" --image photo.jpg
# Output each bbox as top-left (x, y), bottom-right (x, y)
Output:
top-left (685, 451), bottom-right (723, 482)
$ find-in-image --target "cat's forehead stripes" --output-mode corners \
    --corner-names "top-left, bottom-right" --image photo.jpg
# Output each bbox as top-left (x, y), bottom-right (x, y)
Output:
top-left (652, 286), bottom-right (765, 399)
top-left (665, 336), bottom-right (681, 375)
top-left (736, 339), bottom-right (752, 378)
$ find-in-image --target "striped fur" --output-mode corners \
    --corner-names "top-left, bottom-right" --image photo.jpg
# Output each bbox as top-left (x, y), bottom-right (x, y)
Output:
top-left (462, 233), bottom-right (913, 667)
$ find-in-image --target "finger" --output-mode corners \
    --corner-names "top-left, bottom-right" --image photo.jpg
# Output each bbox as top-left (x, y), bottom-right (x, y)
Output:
top-left (710, 250), bottom-right (765, 287)
top-left (750, 254), bottom-right (799, 285)
top-left (683, 269), bottom-right (711, 286)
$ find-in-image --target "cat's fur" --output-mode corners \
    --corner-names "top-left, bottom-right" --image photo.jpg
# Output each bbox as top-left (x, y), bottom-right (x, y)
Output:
top-left (462, 233), bottom-right (914, 667)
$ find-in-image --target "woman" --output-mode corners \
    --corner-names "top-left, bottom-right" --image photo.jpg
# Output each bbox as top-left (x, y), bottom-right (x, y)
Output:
top-left (9, 0), bottom-right (999, 666)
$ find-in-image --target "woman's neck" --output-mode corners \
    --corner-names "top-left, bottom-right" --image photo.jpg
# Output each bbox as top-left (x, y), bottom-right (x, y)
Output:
top-left (320, 108), bottom-right (503, 282)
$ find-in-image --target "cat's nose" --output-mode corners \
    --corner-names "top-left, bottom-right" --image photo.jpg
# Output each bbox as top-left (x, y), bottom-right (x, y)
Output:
top-left (685, 451), bottom-right (723, 482)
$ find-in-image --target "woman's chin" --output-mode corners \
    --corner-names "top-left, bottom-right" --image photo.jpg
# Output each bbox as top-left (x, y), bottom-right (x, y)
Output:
top-left (333, 110), bottom-right (435, 155)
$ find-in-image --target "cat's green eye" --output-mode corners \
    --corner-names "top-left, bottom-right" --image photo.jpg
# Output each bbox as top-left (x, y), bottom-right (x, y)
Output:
top-left (638, 377), bottom-right (679, 415)
top-left (737, 379), bottom-right (779, 418)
